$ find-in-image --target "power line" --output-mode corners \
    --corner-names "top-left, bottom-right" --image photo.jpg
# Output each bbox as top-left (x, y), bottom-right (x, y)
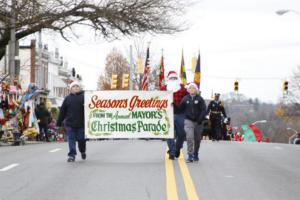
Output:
top-left (203, 75), bottom-right (285, 80)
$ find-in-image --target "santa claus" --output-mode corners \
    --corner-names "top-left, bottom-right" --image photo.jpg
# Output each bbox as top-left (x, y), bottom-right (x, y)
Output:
top-left (162, 71), bottom-right (187, 160)
top-left (162, 71), bottom-right (187, 112)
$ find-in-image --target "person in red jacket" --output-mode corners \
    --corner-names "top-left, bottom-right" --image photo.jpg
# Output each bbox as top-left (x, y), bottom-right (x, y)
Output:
top-left (161, 71), bottom-right (187, 159)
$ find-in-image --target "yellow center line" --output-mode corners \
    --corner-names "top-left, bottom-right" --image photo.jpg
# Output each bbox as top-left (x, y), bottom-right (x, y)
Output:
top-left (165, 152), bottom-right (179, 200)
top-left (178, 151), bottom-right (200, 200)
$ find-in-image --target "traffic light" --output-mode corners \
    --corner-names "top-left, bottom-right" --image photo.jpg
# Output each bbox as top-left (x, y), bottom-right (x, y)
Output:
top-left (122, 74), bottom-right (129, 89)
top-left (111, 74), bottom-right (118, 89)
top-left (234, 81), bottom-right (239, 92)
top-left (283, 81), bottom-right (288, 94)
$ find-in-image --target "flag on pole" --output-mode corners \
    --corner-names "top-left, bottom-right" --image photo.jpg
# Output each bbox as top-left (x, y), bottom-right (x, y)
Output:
top-left (136, 57), bottom-right (144, 74)
top-left (141, 47), bottom-right (150, 90)
top-left (191, 56), bottom-right (197, 73)
top-left (194, 52), bottom-right (201, 89)
top-left (179, 50), bottom-right (187, 85)
top-left (241, 125), bottom-right (257, 142)
top-left (159, 51), bottom-right (165, 90)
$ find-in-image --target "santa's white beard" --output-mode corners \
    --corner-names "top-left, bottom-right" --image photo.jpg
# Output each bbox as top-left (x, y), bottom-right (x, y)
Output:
top-left (166, 79), bottom-right (181, 92)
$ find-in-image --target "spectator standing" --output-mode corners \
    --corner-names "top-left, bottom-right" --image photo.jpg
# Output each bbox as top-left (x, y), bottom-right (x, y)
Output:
top-left (35, 102), bottom-right (50, 141)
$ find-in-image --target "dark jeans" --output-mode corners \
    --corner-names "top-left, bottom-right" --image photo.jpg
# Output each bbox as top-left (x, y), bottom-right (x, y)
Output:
top-left (38, 124), bottom-right (49, 141)
top-left (167, 114), bottom-right (186, 155)
top-left (65, 126), bottom-right (86, 158)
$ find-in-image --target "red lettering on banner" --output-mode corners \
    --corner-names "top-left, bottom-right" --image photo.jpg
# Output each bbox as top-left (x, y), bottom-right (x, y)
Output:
top-left (89, 95), bottom-right (168, 110)
top-left (88, 95), bottom-right (128, 109)
top-left (129, 95), bottom-right (168, 111)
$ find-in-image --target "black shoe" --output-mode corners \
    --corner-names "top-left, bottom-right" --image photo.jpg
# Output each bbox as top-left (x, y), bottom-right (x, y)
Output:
top-left (193, 156), bottom-right (199, 162)
top-left (169, 154), bottom-right (175, 160)
top-left (81, 153), bottom-right (87, 160)
top-left (67, 156), bottom-right (75, 162)
top-left (175, 150), bottom-right (180, 158)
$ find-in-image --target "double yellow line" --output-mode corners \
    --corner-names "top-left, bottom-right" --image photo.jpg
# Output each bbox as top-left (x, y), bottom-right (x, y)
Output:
top-left (165, 151), bottom-right (200, 200)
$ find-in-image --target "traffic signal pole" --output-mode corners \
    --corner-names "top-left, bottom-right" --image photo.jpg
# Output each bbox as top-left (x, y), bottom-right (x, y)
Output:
top-left (8, 0), bottom-right (16, 84)
top-left (129, 45), bottom-right (133, 90)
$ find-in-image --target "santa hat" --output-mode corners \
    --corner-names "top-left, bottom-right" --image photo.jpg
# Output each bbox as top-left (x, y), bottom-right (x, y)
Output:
top-left (69, 81), bottom-right (80, 89)
top-left (185, 82), bottom-right (198, 90)
top-left (167, 71), bottom-right (178, 79)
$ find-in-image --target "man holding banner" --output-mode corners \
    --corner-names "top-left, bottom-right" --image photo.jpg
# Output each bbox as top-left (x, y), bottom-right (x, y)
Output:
top-left (57, 81), bottom-right (86, 162)
top-left (162, 71), bottom-right (187, 160)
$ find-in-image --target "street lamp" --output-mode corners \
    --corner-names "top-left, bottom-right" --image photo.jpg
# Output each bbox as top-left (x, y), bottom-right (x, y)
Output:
top-left (252, 120), bottom-right (267, 125)
top-left (286, 127), bottom-right (298, 134)
top-left (276, 9), bottom-right (300, 16)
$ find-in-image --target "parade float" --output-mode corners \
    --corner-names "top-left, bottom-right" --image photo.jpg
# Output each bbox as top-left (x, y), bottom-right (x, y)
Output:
top-left (0, 81), bottom-right (48, 145)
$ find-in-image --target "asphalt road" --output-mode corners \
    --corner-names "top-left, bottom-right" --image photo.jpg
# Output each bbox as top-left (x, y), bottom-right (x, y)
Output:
top-left (0, 140), bottom-right (299, 200)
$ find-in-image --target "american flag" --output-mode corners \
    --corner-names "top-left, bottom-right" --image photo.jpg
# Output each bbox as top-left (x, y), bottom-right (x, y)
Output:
top-left (141, 47), bottom-right (150, 90)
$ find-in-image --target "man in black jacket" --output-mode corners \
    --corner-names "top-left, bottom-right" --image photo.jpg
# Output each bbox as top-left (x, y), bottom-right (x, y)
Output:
top-left (180, 82), bottom-right (206, 162)
top-left (57, 81), bottom-right (86, 162)
top-left (207, 93), bottom-right (227, 141)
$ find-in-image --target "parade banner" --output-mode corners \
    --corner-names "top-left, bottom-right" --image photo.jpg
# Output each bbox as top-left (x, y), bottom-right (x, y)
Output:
top-left (85, 91), bottom-right (174, 139)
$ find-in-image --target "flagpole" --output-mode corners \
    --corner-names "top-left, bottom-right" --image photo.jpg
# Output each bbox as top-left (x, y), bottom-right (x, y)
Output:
top-left (147, 42), bottom-right (151, 91)
top-left (160, 48), bottom-right (164, 90)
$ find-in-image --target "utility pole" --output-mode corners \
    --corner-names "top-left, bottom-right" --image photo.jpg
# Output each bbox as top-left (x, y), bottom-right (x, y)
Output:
top-left (8, 0), bottom-right (16, 84)
top-left (129, 45), bottom-right (134, 90)
top-left (38, 31), bottom-right (44, 89)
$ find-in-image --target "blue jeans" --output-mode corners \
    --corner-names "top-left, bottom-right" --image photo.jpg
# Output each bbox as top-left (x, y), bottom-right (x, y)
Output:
top-left (167, 114), bottom-right (186, 155)
top-left (65, 126), bottom-right (86, 158)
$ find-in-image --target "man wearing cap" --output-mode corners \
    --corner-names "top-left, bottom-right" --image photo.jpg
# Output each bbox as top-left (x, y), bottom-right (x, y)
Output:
top-left (161, 71), bottom-right (187, 160)
top-left (207, 93), bottom-right (227, 141)
top-left (180, 82), bottom-right (206, 162)
top-left (57, 81), bottom-right (86, 162)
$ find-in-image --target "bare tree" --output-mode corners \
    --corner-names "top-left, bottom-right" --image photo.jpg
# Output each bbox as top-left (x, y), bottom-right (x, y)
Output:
top-left (286, 66), bottom-right (300, 104)
top-left (275, 66), bottom-right (300, 126)
top-left (0, 0), bottom-right (188, 60)
top-left (97, 47), bottom-right (129, 90)
top-left (223, 93), bottom-right (293, 143)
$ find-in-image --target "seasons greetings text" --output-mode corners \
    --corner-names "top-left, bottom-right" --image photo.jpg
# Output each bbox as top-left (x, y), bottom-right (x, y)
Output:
top-left (88, 95), bottom-right (168, 111)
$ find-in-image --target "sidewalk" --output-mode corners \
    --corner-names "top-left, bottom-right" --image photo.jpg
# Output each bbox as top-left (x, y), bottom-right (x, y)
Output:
top-left (0, 140), bottom-right (44, 146)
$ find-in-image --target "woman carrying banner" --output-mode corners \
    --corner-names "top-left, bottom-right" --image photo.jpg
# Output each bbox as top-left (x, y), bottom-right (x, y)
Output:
top-left (57, 81), bottom-right (86, 162)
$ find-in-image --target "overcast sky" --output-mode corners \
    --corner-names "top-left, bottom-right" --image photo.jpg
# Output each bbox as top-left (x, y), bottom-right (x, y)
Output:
top-left (37, 0), bottom-right (300, 103)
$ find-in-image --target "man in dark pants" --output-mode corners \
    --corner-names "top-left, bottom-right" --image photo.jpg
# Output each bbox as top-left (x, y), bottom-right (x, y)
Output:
top-left (161, 71), bottom-right (187, 160)
top-left (207, 93), bottom-right (227, 141)
top-left (35, 102), bottom-right (50, 141)
top-left (57, 81), bottom-right (86, 162)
